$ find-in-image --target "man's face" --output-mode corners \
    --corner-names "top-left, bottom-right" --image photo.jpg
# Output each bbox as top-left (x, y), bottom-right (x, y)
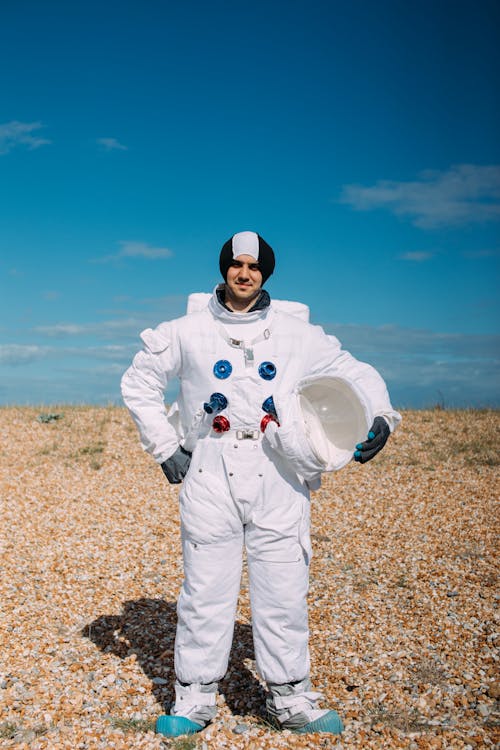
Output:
top-left (225, 254), bottom-right (263, 303)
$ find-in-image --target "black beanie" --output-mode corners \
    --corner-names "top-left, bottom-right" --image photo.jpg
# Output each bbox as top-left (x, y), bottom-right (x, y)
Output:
top-left (219, 231), bottom-right (275, 284)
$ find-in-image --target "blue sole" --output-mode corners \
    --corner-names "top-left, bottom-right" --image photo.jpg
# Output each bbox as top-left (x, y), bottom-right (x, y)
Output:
top-left (293, 710), bottom-right (343, 734)
top-left (155, 715), bottom-right (204, 737)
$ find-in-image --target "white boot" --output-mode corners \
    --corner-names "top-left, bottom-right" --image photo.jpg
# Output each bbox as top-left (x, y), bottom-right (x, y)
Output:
top-left (266, 678), bottom-right (343, 734)
top-left (155, 681), bottom-right (217, 737)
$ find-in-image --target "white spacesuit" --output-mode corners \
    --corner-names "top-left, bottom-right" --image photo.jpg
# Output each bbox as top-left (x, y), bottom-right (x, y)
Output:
top-left (121, 231), bottom-right (401, 738)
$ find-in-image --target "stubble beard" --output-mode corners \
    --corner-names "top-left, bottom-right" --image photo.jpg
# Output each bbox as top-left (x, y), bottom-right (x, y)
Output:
top-left (224, 283), bottom-right (261, 312)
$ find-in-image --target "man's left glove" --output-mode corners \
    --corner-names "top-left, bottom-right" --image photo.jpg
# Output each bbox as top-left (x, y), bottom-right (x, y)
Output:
top-left (161, 446), bottom-right (192, 483)
top-left (354, 416), bottom-right (390, 464)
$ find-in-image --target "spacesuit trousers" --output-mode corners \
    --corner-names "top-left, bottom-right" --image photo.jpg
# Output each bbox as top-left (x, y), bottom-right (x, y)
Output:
top-left (173, 436), bottom-right (312, 686)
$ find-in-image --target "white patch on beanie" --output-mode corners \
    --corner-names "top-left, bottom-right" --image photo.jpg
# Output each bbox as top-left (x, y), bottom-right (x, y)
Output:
top-left (232, 231), bottom-right (259, 260)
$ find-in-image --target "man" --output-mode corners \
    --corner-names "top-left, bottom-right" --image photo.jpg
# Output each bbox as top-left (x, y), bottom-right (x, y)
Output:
top-left (121, 231), bottom-right (401, 738)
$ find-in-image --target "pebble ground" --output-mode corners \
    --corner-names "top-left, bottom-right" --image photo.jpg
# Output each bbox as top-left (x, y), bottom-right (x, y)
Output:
top-left (0, 407), bottom-right (498, 749)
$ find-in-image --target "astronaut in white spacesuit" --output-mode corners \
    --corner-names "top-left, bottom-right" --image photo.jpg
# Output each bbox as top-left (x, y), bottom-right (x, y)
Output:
top-left (121, 231), bottom-right (401, 738)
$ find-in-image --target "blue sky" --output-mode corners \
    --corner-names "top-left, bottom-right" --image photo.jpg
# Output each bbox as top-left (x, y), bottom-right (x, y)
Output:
top-left (1, 0), bottom-right (499, 408)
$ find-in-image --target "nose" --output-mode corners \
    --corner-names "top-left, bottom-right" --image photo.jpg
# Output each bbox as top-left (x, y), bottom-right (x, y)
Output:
top-left (237, 266), bottom-right (250, 280)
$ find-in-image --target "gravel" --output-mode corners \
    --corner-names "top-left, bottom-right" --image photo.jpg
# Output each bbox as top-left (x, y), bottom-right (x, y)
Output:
top-left (0, 406), bottom-right (498, 749)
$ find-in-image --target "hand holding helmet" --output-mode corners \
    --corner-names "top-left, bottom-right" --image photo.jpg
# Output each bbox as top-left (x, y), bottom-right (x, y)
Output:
top-left (262, 374), bottom-right (374, 479)
top-left (353, 416), bottom-right (390, 463)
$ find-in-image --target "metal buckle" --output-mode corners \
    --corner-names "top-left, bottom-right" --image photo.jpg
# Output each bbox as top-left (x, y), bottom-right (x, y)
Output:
top-left (236, 429), bottom-right (260, 440)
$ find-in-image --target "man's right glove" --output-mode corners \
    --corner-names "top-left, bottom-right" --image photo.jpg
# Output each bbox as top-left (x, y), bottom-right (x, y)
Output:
top-left (161, 446), bottom-right (192, 484)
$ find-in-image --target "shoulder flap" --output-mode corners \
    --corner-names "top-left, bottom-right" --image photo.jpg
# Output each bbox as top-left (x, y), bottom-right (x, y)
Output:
top-left (140, 325), bottom-right (171, 353)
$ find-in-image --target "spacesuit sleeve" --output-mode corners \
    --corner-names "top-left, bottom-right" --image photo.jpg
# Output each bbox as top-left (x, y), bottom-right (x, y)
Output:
top-left (307, 327), bottom-right (402, 433)
top-left (120, 322), bottom-right (182, 463)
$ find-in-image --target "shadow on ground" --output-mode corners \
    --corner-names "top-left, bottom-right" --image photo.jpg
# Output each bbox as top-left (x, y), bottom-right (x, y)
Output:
top-left (82, 598), bottom-right (266, 715)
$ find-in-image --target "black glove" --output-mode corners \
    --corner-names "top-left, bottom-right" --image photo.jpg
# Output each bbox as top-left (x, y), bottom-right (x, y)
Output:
top-left (354, 416), bottom-right (390, 464)
top-left (161, 446), bottom-right (192, 483)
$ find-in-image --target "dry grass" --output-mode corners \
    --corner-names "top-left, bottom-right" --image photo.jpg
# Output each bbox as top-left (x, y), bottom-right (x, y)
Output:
top-left (0, 407), bottom-right (499, 749)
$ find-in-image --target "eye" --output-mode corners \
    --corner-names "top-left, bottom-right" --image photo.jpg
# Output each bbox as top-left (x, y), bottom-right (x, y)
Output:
top-left (230, 260), bottom-right (243, 268)
top-left (249, 264), bottom-right (260, 271)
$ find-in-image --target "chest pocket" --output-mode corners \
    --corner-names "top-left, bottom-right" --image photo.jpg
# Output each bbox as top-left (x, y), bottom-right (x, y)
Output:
top-left (181, 329), bottom-right (218, 372)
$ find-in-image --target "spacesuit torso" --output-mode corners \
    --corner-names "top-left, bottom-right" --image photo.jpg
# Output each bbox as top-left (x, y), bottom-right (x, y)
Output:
top-left (121, 286), bottom-right (400, 467)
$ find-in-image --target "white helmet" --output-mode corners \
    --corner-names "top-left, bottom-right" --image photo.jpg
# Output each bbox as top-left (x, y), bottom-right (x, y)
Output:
top-left (297, 375), bottom-right (373, 471)
top-left (263, 374), bottom-right (372, 478)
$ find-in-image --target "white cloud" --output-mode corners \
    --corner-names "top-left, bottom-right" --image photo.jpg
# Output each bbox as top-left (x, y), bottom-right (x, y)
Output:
top-left (96, 137), bottom-right (128, 151)
top-left (322, 323), bottom-right (500, 408)
top-left (32, 315), bottom-right (186, 341)
top-left (0, 344), bottom-right (67, 366)
top-left (0, 344), bottom-right (50, 365)
top-left (398, 251), bottom-right (434, 262)
top-left (32, 296), bottom-right (188, 341)
top-left (0, 120), bottom-right (51, 155)
top-left (93, 241), bottom-right (173, 264)
top-left (118, 241), bottom-right (173, 259)
top-left (33, 317), bottom-right (147, 339)
top-left (0, 343), bottom-right (135, 366)
top-left (340, 164), bottom-right (500, 228)
top-left (34, 324), bottom-right (86, 336)
top-left (325, 322), bottom-right (500, 359)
